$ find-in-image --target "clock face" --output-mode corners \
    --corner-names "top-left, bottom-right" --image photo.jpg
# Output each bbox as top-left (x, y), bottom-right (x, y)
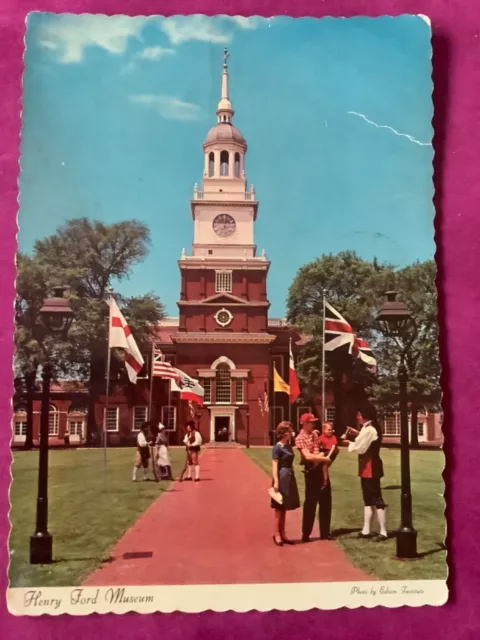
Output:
top-left (213, 214), bottom-right (236, 238)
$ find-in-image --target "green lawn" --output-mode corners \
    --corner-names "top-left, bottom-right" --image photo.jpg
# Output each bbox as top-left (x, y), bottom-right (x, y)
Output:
top-left (245, 447), bottom-right (447, 581)
top-left (9, 448), bottom-right (186, 588)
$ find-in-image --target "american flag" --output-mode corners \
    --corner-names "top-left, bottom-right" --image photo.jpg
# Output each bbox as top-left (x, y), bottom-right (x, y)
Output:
top-left (152, 348), bottom-right (180, 380)
top-left (263, 380), bottom-right (269, 413)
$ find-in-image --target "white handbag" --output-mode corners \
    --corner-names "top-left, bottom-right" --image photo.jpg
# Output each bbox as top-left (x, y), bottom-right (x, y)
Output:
top-left (268, 487), bottom-right (283, 505)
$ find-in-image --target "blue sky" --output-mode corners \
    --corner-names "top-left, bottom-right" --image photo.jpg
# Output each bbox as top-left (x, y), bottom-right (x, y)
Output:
top-left (20, 14), bottom-right (434, 317)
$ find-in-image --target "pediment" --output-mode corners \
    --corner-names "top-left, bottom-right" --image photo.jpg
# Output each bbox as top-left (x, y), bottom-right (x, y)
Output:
top-left (201, 293), bottom-right (247, 304)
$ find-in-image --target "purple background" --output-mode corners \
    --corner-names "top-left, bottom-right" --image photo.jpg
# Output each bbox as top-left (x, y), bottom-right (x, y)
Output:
top-left (0, 1), bottom-right (477, 638)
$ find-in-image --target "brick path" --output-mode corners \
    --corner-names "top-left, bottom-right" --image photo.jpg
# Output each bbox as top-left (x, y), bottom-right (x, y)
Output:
top-left (84, 448), bottom-right (369, 586)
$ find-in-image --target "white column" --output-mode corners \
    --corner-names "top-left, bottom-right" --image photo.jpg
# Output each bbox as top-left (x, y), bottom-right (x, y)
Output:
top-left (229, 151), bottom-right (235, 177)
top-left (214, 150), bottom-right (220, 177)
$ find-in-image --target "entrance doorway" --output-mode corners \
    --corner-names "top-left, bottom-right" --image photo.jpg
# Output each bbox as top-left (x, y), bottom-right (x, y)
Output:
top-left (215, 416), bottom-right (230, 442)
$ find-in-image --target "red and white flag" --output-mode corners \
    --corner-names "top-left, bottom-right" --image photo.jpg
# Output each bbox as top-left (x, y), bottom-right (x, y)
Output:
top-left (353, 337), bottom-right (377, 368)
top-left (108, 297), bottom-right (144, 384)
top-left (152, 347), bottom-right (180, 380)
top-left (324, 300), bottom-right (376, 369)
top-left (324, 300), bottom-right (355, 353)
top-left (289, 339), bottom-right (300, 404)
top-left (170, 369), bottom-right (204, 405)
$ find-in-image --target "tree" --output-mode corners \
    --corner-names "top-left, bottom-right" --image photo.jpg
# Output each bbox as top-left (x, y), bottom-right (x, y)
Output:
top-left (371, 260), bottom-right (440, 446)
top-left (15, 218), bottom-right (166, 443)
top-left (287, 251), bottom-right (394, 432)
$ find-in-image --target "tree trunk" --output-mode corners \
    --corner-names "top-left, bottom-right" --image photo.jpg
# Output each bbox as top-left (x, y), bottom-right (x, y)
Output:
top-left (24, 369), bottom-right (36, 450)
top-left (410, 400), bottom-right (420, 449)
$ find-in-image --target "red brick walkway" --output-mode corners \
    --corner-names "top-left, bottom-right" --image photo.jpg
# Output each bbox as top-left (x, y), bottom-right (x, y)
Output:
top-left (84, 449), bottom-right (369, 586)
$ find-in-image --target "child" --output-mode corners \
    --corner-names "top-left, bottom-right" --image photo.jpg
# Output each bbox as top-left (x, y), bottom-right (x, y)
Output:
top-left (317, 422), bottom-right (339, 488)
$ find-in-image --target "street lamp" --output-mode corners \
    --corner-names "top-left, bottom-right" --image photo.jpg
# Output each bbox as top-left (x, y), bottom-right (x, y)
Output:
top-left (30, 287), bottom-right (74, 565)
top-left (376, 291), bottom-right (418, 559)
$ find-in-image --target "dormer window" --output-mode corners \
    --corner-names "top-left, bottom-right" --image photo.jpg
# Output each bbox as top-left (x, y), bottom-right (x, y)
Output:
top-left (216, 270), bottom-right (232, 293)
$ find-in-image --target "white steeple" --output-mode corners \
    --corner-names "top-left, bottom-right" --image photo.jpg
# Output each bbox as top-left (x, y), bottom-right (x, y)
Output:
top-left (216, 48), bottom-right (234, 124)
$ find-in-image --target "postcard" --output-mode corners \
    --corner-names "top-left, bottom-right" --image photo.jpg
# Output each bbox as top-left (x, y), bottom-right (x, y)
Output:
top-left (8, 13), bottom-right (445, 615)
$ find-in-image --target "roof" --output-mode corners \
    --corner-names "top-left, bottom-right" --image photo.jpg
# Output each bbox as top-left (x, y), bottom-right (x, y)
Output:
top-left (204, 123), bottom-right (246, 146)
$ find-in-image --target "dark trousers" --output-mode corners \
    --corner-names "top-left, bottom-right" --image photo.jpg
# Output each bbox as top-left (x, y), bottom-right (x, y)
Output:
top-left (302, 468), bottom-right (332, 539)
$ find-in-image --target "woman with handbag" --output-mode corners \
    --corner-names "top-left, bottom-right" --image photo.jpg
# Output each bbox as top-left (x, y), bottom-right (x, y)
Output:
top-left (270, 421), bottom-right (300, 546)
top-left (155, 423), bottom-right (172, 480)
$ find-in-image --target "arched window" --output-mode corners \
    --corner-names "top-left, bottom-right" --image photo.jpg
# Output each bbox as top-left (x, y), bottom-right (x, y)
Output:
top-left (14, 405), bottom-right (27, 437)
top-left (215, 363), bottom-right (231, 403)
top-left (48, 405), bottom-right (59, 436)
top-left (234, 152), bottom-right (240, 177)
top-left (208, 152), bottom-right (214, 177)
top-left (68, 404), bottom-right (86, 438)
top-left (220, 150), bottom-right (229, 176)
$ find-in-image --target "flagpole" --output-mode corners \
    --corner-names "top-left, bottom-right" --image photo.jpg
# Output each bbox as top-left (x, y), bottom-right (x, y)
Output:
top-left (322, 288), bottom-right (327, 422)
top-left (288, 337), bottom-right (292, 424)
top-left (104, 288), bottom-right (114, 473)
top-left (148, 342), bottom-right (155, 422)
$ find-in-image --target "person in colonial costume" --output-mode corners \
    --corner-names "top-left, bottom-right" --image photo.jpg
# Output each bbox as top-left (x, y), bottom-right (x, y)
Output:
top-left (270, 421), bottom-right (300, 546)
top-left (342, 405), bottom-right (388, 541)
top-left (155, 423), bottom-right (172, 480)
top-left (132, 422), bottom-right (151, 481)
top-left (183, 420), bottom-right (203, 482)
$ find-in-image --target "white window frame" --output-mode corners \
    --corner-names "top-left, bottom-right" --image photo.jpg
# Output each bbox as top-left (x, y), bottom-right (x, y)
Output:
top-left (161, 406), bottom-right (177, 431)
top-left (383, 413), bottom-right (400, 436)
top-left (48, 405), bottom-right (59, 436)
top-left (203, 378), bottom-right (212, 404)
top-left (104, 407), bottom-right (119, 432)
top-left (326, 408), bottom-right (335, 423)
top-left (235, 379), bottom-right (244, 404)
top-left (68, 420), bottom-right (84, 437)
top-left (14, 406), bottom-right (28, 437)
top-left (215, 270), bottom-right (232, 293)
top-left (215, 363), bottom-right (232, 404)
top-left (132, 406), bottom-right (149, 431)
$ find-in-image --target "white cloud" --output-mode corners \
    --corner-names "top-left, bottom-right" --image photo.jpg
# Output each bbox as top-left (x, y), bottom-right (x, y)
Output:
top-left (139, 45), bottom-right (175, 60)
top-left (227, 16), bottom-right (265, 30)
top-left (37, 14), bottom-right (147, 63)
top-left (159, 15), bottom-right (232, 45)
top-left (130, 94), bottom-right (201, 121)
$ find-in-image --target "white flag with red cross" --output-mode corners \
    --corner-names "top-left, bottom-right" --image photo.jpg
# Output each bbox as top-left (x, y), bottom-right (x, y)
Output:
top-left (107, 297), bottom-right (144, 384)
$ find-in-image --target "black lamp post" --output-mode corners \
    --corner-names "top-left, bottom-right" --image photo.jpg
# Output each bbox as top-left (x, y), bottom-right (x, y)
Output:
top-left (30, 287), bottom-right (74, 565)
top-left (376, 291), bottom-right (418, 559)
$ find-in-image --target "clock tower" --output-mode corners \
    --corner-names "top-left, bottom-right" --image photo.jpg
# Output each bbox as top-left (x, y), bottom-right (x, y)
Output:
top-left (152, 49), bottom-right (303, 446)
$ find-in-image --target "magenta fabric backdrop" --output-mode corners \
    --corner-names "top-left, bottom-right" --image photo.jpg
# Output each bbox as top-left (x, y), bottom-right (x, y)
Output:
top-left (0, 0), bottom-right (478, 637)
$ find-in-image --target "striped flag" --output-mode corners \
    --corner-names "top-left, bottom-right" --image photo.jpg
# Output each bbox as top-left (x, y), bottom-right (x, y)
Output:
top-left (263, 381), bottom-right (269, 413)
top-left (108, 297), bottom-right (144, 384)
top-left (152, 348), bottom-right (180, 380)
top-left (324, 300), bottom-right (376, 369)
top-left (170, 369), bottom-right (204, 404)
top-left (289, 339), bottom-right (300, 403)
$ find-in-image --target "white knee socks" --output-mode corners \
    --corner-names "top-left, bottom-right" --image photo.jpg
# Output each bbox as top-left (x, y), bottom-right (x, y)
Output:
top-left (376, 507), bottom-right (387, 537)
top-left (362, 506), bottom-right (373, 535)
top-left (132, 467), bottom-right (137, 481)
top-left (187, 465), bottom-right (193, 479)
top-left (195, 465), bottom-right (200, 480)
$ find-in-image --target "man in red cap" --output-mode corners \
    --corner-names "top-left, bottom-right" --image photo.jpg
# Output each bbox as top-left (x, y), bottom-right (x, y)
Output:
top-left (295, 412), bottom-right (334, 542)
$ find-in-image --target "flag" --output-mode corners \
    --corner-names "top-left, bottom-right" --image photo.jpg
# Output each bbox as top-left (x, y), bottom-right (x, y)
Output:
top-left (258, 394), bottom-right (264, 416)
top-left (263, 380), bottom-right (269, 413)
top-left (152, 347), bottom-right (180, 380)
top-left (324, 300), bottom-right (377, 369)
top-left (273, 365), bottom-right (290, 395)
top-left (170, 369), bottom-right (204, 404)
top-left (289, 340), bottom-right (300, 403)
top-left (324, 300), bottom-right (355, 353)
top-left (188, 401), bottom-right (196, 418)
top-left (353, 337), bottom-right (377, 368)
top-left (108, 297), bottom-right (144, 384)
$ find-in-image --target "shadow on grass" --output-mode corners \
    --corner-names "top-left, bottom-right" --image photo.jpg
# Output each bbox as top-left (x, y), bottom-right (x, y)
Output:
top-left (383, 485), bottom-right (401, 490)
top-left (331, 527), bottom-right (362, 537)
top-left (54, 556), bottom-right (114, 564)
top-left (417, 543), bottom-right (447, 559)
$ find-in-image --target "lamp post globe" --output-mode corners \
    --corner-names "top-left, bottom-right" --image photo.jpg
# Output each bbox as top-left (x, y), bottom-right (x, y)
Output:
top-left (376, 291), bottom-right (418, 559)
top-left (30, 287), bottom-right (74, 565)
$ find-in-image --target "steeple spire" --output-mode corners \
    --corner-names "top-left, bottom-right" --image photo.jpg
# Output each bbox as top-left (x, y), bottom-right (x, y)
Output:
top-left (217, 48), bottom-right (234, 123)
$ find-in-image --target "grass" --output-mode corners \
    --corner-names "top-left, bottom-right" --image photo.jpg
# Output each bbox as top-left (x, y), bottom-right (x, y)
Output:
top-left (244, 447), bottom-right (447, 581)
top-left (9, 448), bottom-right (186, 588)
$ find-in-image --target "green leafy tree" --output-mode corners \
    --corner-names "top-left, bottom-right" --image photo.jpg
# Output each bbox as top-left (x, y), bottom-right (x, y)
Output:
top-left (287, 251), bottom-right (394, 431)
top-left (15, 219), bottom-right (166, 444)
top-left (371, 260), bottom-right (440, 446)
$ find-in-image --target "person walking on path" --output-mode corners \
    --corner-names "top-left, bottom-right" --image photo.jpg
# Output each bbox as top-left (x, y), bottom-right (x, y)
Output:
top-left (270, 421), bottom-right (300, 546)
top-left (342, 404), bottom-right (388, 542)
top-left (182, 420), bottom-right (203, 482)
top-left (295, 413), bottom-right (334, 543)
top-left (152, 423), bottom-right (172, 480)
top-left (132, 422), bottom-right (151, 482)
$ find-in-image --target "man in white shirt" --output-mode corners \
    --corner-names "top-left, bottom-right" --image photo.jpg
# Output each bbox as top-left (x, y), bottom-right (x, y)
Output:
top-left (182, 420), bottom-right (203, 482)
top-left (133, 422), bottom-right (151, 482)
top-left (342, 405), bottom-right (388, 542)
